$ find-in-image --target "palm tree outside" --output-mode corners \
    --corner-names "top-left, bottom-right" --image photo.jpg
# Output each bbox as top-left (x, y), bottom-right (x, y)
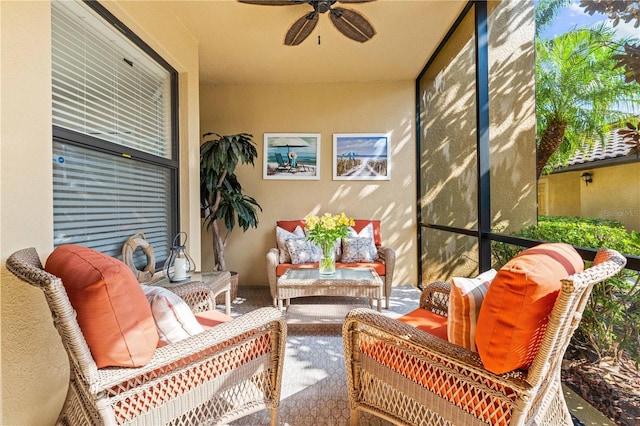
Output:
top-left (536, 23), bottom-right (640, 177)
top-left (533, 3), bottom-right (640, 424)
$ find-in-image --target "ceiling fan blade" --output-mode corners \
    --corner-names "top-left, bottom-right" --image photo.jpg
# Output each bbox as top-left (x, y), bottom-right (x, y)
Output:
top-left (285, 12), bottom-right (319, 45)
top-left (237, 0), bottom-right (303, 5)
top-left (329, 7), bottom-right (375, 43)
top-left (336, 0), bottom-right (376, 3)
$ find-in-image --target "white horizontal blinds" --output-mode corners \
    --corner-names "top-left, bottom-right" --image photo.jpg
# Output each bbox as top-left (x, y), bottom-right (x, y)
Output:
top-left (52, 1), bottom-right (171, 159)
top-left (51, 0), bottom-right (176, 265)
top-left (53, 143), bottom-right (171, 263)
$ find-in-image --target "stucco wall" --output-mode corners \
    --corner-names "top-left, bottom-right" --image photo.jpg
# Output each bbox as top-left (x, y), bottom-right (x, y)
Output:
top-left (541, 162), bottom-right (640, 232)
top-left (199, 81), bottom-right (418, 288)
top-left (538, 172), bottom-right (581, 218)
top-left (419, 8), bottom-right (479, 282)
top-left (488, 0), bottom-right (537, 235)
top-left (419, 0), bottom-right (536, 283)
top-left (0, 1), bottom-right (201, 424)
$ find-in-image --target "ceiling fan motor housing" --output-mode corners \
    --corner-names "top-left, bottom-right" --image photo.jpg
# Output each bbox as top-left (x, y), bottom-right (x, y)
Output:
top-left (314, 1), bottom-right (337, 14)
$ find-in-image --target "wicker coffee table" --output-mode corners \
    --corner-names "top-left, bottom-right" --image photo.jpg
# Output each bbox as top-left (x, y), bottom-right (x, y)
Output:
top-left (277, 267), bottom-right (383, 312)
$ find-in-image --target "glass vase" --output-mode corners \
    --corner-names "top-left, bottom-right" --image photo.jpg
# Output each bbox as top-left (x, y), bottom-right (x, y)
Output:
top-left (318, 242), bottom-right (336, 277)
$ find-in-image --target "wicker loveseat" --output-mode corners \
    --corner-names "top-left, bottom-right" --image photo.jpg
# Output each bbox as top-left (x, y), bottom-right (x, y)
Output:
top-left (343, 246), bottom-right (626, 426)
top-left (7, 247), bottom-right (287, 426)
top-left (266, 219), bottom-right (396, 308)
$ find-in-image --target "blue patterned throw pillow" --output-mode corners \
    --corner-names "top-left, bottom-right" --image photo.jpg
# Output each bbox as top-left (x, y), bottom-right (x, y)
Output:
top-left (342, 236), bottom-right (376, 263)
top-left (345, 222), bottom-right (378, 261)
top-left (285, 238), bottom-right (323, 264)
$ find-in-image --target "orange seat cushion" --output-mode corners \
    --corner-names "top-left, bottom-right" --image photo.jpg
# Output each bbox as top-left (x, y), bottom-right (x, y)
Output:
top-left (195, 310), bottom-right (233, 328)
top-left (475, 243), bottom-right (584, 374)
top-left (397, 308), bottom-right (448, 341)
top-left (45, 245), bottom-right (158, 368)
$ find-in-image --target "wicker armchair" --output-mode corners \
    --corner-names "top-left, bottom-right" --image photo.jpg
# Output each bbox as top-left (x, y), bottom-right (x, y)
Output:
top-left (7, 247), bottom-right (287, 426)
top-left (343, 248), bottom-right (626, 426)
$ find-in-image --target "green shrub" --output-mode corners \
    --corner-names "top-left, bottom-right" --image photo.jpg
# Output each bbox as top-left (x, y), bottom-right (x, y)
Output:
top-left (538, 215), bottom-right (625, 228)
top-left (492, 216), bottom-right (640, 364)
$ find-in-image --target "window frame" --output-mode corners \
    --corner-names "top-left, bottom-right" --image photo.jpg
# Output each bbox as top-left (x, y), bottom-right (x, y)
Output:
top-left (52, 0), bottom-right (180, 268)
top-left (416, 0), bottom-right (639, 281)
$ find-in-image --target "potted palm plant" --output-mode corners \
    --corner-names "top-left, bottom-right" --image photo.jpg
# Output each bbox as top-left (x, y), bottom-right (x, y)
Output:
top-left (200, 133), bottom-right (262, 287)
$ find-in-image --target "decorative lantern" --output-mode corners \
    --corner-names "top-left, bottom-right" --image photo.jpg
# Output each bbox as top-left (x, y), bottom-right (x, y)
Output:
top-left (163, 232), bottom-right (196, 282)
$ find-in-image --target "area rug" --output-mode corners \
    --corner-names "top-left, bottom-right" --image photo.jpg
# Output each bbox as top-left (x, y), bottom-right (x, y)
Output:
top-left (227, 286), bottom-right (420, 426)
top-left (284, 303), bottom-right (363, 334)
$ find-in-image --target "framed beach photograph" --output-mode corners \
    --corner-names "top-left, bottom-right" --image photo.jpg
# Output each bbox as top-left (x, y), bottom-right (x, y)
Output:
top-left (263, 133), bottom-right (321, 180)
top-left (333, 133), bottom-right (391, 180)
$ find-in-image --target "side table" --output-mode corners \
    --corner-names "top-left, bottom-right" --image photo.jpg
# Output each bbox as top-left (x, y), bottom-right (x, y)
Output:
top-left (149, 271), bottom-right (232, 315)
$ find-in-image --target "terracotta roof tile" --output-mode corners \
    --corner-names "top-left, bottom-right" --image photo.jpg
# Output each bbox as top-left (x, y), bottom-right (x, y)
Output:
top-left (568, 129), bottom-right (635, 166)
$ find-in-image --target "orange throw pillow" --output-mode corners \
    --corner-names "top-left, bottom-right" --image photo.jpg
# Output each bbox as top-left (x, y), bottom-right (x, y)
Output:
top-left (45, 245), bottom-right (158, 368)
top-left (475, 243), bottom-right (584, 374)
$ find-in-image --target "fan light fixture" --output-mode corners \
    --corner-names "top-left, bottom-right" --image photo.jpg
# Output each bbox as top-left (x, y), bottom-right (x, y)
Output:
top-left (237, 0), bottom-right (377, 46)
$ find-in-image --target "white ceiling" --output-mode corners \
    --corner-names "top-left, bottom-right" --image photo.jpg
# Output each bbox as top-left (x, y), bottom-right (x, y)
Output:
top-left (164, 0), bottom-right (467, 85)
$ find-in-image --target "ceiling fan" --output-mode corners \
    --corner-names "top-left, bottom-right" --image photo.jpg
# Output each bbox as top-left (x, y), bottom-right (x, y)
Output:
top-left (238, 0), bottom-right (377, 46)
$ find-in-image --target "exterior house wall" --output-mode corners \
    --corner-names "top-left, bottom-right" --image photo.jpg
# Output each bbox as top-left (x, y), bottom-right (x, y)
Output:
top-left (199, 81), bottom-right (417, 287)
top-left (0, 1), bottom-right (201, 424)
top-left (538, 172), bottom-right (582, 218)
top-left (540, 162), bottom-right (640, 232)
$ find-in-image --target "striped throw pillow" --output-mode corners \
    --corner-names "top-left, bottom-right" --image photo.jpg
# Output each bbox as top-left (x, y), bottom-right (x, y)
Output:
top-left (447, 269), bottom-right (497, 351)
top-left (141, 285), bottom-right (205, 347)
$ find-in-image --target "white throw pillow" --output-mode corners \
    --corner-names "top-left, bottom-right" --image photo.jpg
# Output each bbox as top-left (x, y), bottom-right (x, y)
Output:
top-left (276, 225), bottom-right (305, 263)
top-left (345, 222), bottom-right (377, 260)
top-left (141, 285), bottom-right (205, 347)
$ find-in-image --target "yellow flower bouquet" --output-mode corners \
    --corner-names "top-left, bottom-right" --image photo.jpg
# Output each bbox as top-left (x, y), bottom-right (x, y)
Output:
top-left (305, 212), bottom-right (355, 276)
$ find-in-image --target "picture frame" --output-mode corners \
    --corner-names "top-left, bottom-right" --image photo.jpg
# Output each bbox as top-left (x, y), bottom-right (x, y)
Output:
top-left (263, 133), bottom-right (321, 180)
top-left (333, 133), bottom-right (391, 180)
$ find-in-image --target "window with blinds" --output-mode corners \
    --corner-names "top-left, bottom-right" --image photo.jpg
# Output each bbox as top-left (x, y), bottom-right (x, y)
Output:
top-left (52, 0), bottom-right (178, 267)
